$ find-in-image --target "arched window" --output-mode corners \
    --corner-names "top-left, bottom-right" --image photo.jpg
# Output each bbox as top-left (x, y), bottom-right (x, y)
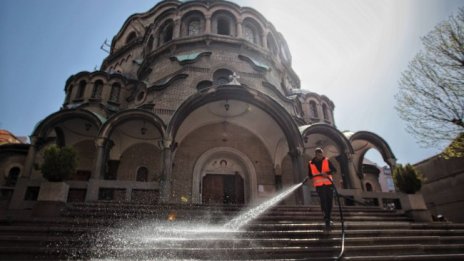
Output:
top-left (91, 80), bottom-right (103, 99)
top-left (365, 182), bottom-right (373, 192)
top-left (217, 17), bottom-right (230, 35)
top-left (147, 35), bottom-right (154, 52)
top-left (281, 45), bottom-right (291, 63)
top-left (76, 80), bottom-right (86, 99)
top-left (65, 85), bottom-right (73, 103)
top-left (243, 25), bottom-right (255, 43)
top-left (242, 18), bottom-right (261, 45)
top-left (267, 34), bottom-right (278, 55)
top-left (188, 20), bottom-right (201, 36)
top-left (212, 12), bottom-right (236, 36)
top-left (213, 69), bottom-right (233, 85)
top-left (196, 80), bottom-right (212, 92)
top-left (181, 11), bottom-right (205, 37)
top-left (322, 103), bottom-right (329, 120)
top-left (136, 166), bottom-right (148, 182)
top-left (109, 83), bottom-right (121, 103)
top-left (6, 167), bottom-right (20, 186)
top-left (126, 31), bottom-right (137, 44)
top-left (160, 21), bottom-right (174, 45)
top-left (310, 101), bottom-right (318, 118)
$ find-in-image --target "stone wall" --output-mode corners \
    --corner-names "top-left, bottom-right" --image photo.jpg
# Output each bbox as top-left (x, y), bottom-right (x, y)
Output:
top-left (415, 156), bottom-right (464, 222)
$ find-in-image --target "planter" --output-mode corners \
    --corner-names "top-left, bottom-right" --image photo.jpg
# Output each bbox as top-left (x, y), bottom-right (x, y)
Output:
top-left (32, 181), bottom-right (69, 217)
top-left (400, 193), bottom-right (432, 222)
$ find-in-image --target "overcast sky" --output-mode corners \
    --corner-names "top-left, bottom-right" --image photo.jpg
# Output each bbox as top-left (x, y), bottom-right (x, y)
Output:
top-left (0, 0), bottom-right (462, 166)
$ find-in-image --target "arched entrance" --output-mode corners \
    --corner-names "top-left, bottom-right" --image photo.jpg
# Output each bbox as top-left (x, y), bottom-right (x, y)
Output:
top-left (192, 147), bottom-right (257, 204)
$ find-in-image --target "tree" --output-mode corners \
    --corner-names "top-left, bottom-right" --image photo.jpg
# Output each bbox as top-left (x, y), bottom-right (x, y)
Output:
top-left (393, 164), bottom-right (422, 194)
top-left (395, 8), bottom-right (464, 158)
top-left (41, 145), bottom-right (77, 182)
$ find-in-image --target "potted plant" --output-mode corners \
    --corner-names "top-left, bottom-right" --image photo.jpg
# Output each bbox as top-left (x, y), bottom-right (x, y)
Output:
top-left (393, 164), bottom-right (431, 221)
top-left (34, 145), bottom-right (77, 217)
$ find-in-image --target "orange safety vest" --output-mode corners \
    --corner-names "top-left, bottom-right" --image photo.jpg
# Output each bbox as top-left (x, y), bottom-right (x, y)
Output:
top-left (309, 158), bottom-right (333, 187)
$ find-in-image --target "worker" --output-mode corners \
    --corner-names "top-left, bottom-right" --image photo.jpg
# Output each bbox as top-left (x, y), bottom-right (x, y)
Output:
top-left (307, 147), bottom-right (337, 230)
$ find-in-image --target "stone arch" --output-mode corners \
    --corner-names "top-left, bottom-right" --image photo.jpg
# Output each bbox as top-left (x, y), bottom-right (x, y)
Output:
top-left (99, 109), bottom-right (166, 140)
top-left (167, 86), bottom-right (303, 159)
top-left (97, 110), bottom-right (166, 182)
top-left (32, 109), bottom-right (105, 143)
top-left (349, 131), bottom-right (397, 173)
top-left (192, 147), bottom-right (257, 204)
top-left (301, 123), bottom-right (355, 189)
top-left (166, 86), bottom-right (304, 204)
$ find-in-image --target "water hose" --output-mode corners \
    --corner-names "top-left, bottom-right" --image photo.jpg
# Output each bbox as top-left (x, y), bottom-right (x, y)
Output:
top-left (304, 174), bottom-right (345, 260)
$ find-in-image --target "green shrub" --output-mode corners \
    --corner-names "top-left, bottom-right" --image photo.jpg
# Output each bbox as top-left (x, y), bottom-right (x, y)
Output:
top-left (40, 145), bottom-right (77, 182)
top-left (392, 164), bottom-right (422, 194)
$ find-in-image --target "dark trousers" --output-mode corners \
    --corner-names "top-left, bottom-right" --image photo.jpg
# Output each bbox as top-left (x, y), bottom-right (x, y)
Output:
top-left (316, 185), bottom-right (333, 221)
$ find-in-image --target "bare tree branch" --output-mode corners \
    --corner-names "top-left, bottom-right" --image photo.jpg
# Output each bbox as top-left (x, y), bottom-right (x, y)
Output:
top-left (395, 8), bottom-right (464, 158)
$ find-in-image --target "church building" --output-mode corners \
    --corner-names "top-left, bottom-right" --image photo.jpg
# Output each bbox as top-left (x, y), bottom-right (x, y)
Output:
top-left (1, 0), bottom-right (397, 210)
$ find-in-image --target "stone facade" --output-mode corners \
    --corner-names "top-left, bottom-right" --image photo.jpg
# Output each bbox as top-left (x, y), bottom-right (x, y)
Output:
top-left (1, 0), bottom-right (399, 210)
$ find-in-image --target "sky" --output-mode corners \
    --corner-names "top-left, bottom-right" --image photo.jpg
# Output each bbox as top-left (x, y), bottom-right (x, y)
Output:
top-left (0, 0), bottom-right (462, 166)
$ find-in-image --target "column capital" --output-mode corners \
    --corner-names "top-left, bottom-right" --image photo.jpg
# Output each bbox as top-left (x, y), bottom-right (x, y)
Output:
top-left (387, 158), bottom-right (397, 167)
top-left (288, 146), bottom-right (303, 158)
top-left (95, 137), bottom-right (108, 147)
top-left (159, 139), bottom-right (172, 150)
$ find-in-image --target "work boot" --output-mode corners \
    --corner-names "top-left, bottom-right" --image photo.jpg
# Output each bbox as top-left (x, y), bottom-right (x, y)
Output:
top-left (324, 219), bottom-right (332, 230)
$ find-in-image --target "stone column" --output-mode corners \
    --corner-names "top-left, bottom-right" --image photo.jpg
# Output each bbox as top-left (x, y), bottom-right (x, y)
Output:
top-left (173, 18), bottom-right (181, 39)
top-left (9, 136), bottom-right (42, 209)
top-left (92, 137), bottom-right (108, 179)
top-left (23, 136), bottom-right (40, 178)
top-left (262, 32), bottom-right (267, 49)
top-left (236, 20), bottom-right (242, 38)
top-left (346, 152), bottom-right (364, 203)
top-left (289, 147), bottom-right (306, 205)
top-left (205, 15), bottom-right (212, 34)
top-left (86, 138), bottom-right (111, 201)
top-left (160, 139), bottom-right (173, 203)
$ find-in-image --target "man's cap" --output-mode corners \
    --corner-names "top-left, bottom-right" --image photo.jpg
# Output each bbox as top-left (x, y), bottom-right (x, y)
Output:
top-left (315, 147), bottom-right (323, 153)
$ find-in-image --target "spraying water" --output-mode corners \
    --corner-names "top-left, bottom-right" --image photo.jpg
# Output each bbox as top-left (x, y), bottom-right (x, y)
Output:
top-left (224, 182), bottom-right (304, 230)
top-left (84, 181), bottom-right (306, 260)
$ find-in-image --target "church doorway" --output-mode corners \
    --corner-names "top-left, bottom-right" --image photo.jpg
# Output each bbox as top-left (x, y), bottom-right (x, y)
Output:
top-left (202, 173), bottom-right (244, 204)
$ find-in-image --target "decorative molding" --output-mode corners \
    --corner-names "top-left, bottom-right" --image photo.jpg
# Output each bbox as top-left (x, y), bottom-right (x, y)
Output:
top-left (149, 73), bottom-right (188, 91)
top-left (238, 54), bottom-right (270, 72)
top-left (170, 51), bottom-right (212, 65)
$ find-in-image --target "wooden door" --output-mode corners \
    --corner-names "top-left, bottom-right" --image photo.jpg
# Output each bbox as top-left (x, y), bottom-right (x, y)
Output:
top-left (202, 174), bottom-right (224, 204)
top-left (202, 174), bottom-right (245, 204)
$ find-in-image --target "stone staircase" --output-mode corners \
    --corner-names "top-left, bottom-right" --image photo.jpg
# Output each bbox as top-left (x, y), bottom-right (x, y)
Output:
top-left (1, 202), bottom-right (464, 260)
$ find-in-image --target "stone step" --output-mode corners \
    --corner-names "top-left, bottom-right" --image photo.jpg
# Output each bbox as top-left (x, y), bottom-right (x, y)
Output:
top-left (1, 202), bottom-right (463, 260)
top-left (2, 221), bottom-right (463, 236)
top-left (1, 244), bottom-right (463, 260)
top-left (343, 253), bottom-right (464, 260)
top-left (1, 234), bottom-right (461, 248)
top-left (62, 204), bottom-right (399, 213)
